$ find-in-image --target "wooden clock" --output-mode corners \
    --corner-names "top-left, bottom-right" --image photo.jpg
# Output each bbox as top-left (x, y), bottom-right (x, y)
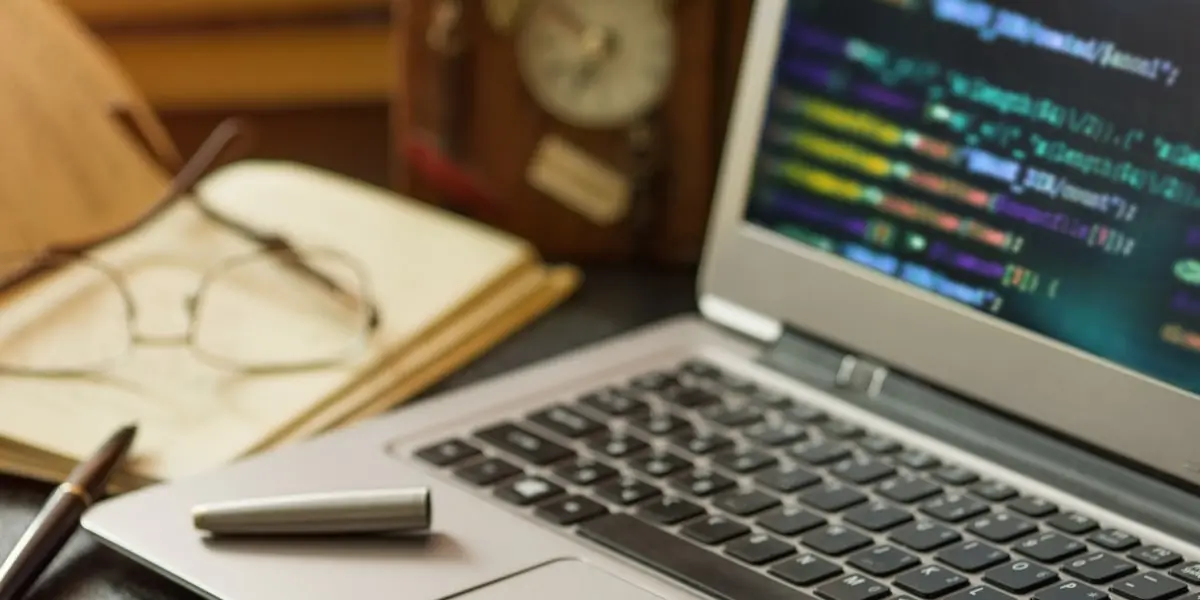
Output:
top-left (393, 0), bottom-right (752, 264)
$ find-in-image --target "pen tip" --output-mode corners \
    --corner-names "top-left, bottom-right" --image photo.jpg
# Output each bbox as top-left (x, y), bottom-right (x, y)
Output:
top-left (117, 423), bottom-right (139, 440)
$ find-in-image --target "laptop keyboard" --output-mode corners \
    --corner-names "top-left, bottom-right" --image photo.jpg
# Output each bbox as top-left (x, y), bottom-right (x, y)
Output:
top-left (414, 359), bottom-right (1200, 600)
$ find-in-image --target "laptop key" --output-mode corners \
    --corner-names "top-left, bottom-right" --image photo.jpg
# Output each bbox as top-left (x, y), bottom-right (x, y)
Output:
top-left (629, 452), bottom-right (690, 478)
top-left (1034, 581), bottom-right (1110, 600)
top-left (849, 545), bottom-right (920, 577)
top-left (535, 495), bottom-right (607, 525)
top-left (784, 403), bottom-right (829, 423)
top-left (816, 573), bottom-right (891, 600)
top-left (932, 466), bottom-right (980, 486)
top-left (637, 496), bottom-right (706, 525)
top-left (678, 359), bottom-right (721, 379)
top-left (596, 477), bottom-right (660, 506)
top-left (755, 464), bottom-right (822, 493)
top-left (1008, 497), bottom-right (1059, 518)
top-left (822, 420), bottom-right (865, 439)
top-left (890, 521), bottom-right (962, 552)
top-left (578, 387), bottom-right (649, 416)
top-left (921, 493), bottom-right (989, 523)
top-left (793, 441), bottom-right (854, 466)
top-left (1089, 529), bottom-right (1140, 552)
top-left (629, 371), bottom-right (679, 392)
top-left (858, 434), bottom-right (903, 454)
top-left (1169, 562), bottom-right (1200, 585)
top-left (984, 561), bottom-right (1059, 594)
top-left (757, 505), bottom-right (826, 536)
top-left (1063, 552), bottom-right (1138, 584)
top-left (672, 431), bottom-right (734, 455)
top-left (948, 585), bottom-right (1016, 600)
top-left (802, 525), bottom-right (873, 556)
top-left (1109, 573), bottom-right (1187, 600)
top-left (895, 565), bottom-right (970, 598)
top-left (712, 489), bottom-right (780, 516)
top-left (970, 481), bottom-right (1020, 502)
top-left (1047, 513), bottom-right (1099, 535)
top-left (833, 457), bottom-right (897, 485)
top-left (665, 386), bottom-right (722, 409)
top-left (967, 513), bottom-right (1037, 543)
top-left (769, 553), bottom-right (843, 586)
top-left (475, 423), bottom-right (574, 465)
top-left (681, 515), bottom-right (750, 545)
top-left (702, 403), bottom-right (765, 428)
top-left (578, 514), bottom-right (802, 599)
top-left (671, 469), bottom-right (736, 498)
top-left (936, 540), bottom-right (1009, 572)
top-left (1128, 546), bottom-right (1183, 569)
top-left (1015, 532), bottom-right (1088, 563)
top-left (724, 533), bottom-right (797, 566)
top-left (801, 483), bottom-right (868, 512)
top-left (744, 421), bottom-right (808, 446)
top-left (898, 450), bottom-right (941, 470)
top-left (589, 432), bottom-right (649, 459)
top-left (494, 476), bottom-right (563, 506)
top-left (553, 459), bottom-right (617, 486)
top-left (414, 439), bottom-right (480, 466)
top-left (844, 500), bottom-right (913, 532)
top-left (713, 448), bottom-right (778, 474)
top-left (528, 406), bottom-right (604, 438)
top-left (454, 457), bottom-right (521, 485)
top-left (879, 475), bottom-right (943, 503)
top-left (629, 412), bottom-right (690, 437)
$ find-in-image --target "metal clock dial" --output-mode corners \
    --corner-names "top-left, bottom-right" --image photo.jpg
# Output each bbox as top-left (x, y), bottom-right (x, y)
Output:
top-left (517, 0), bottom-right (676, 129)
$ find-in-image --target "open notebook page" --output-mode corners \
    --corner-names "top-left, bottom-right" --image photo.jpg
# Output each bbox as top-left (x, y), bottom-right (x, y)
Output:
top-left (0, 161), bottom-right (531, 480)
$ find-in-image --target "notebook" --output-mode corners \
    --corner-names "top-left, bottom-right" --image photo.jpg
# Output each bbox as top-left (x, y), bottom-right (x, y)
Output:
top-left (0, 160), bottom-right (580, 491)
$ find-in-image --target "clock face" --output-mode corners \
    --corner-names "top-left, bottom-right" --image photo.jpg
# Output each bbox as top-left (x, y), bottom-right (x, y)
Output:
top-left (517, 0), bottom-right (676, 129)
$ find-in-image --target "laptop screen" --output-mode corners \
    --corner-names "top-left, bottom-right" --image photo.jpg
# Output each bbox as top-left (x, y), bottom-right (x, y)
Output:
top-left (743, 0), bottom-right (1200, 394)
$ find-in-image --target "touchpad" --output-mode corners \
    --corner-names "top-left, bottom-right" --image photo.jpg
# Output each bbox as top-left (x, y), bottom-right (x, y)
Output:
top-left (449, 559), bottom-right (665, 600)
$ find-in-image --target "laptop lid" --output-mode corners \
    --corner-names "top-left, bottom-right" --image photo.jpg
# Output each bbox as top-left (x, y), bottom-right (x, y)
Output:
top-left (699, 0), bottom-right (1200, 487)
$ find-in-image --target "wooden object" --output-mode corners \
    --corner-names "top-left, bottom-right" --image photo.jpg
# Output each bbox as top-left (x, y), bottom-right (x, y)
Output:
top-left (393, 0), bottom-right (754, 264)
top-left (59, 0), bottom-right (387, 27)
top-left (60, 0), bottom-right (395, 188)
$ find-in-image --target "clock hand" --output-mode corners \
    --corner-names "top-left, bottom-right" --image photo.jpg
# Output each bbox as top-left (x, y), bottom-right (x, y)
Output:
top-left (542, 0), bottom-right (615, 62)
top-left (542, 0), bottom-right (588, 38)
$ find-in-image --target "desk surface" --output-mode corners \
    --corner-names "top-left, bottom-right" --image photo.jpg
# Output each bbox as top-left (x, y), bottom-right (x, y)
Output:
top-left (0, 265), bottom-right (697, 600)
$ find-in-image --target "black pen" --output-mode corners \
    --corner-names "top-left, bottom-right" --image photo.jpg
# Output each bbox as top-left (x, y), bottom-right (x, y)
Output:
top-left (0, 424), bottom-right (138, 600)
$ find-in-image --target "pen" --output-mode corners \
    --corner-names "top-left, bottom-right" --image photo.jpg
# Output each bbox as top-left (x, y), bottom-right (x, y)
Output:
top-left (0, 423), bottom-right (138, 600)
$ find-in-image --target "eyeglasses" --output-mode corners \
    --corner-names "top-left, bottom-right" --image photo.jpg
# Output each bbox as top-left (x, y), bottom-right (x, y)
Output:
top-left (0, 118), bottom-right (382, 377)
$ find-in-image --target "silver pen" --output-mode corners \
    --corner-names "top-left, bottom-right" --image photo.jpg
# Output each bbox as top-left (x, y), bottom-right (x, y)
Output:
top-left (193, 487), bottom-right (431, 536)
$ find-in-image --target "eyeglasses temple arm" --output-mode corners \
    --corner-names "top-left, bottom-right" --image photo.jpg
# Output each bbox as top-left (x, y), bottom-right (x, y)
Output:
top-left (116, 113), bottom-right (382, 330)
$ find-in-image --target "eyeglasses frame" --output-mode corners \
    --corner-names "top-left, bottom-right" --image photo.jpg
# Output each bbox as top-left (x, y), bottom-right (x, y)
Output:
top-left (0, 116), bottom-right (383, 377)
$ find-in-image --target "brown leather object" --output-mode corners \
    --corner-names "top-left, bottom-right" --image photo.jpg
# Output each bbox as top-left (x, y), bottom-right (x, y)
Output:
top-left (393, 0), bottom-right (753, 264)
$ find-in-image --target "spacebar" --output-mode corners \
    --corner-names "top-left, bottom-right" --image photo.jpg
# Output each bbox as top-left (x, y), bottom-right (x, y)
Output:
top-left (577, 514), bottom-right (809, 600)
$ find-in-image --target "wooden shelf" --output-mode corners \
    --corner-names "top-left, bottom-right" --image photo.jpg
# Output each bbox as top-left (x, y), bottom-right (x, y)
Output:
top-left (96, 23), bottom-right (395, 109)
top-left (58, 0), bottom-right (389, 27)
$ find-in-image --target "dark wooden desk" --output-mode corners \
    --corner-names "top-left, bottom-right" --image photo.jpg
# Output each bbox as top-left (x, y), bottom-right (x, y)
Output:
top-left (0, 265), bottom-right (697, 600)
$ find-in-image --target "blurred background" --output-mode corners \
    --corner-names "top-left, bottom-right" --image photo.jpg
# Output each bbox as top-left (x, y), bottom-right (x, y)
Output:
top-left (58, 0), bottom-right (753, 266)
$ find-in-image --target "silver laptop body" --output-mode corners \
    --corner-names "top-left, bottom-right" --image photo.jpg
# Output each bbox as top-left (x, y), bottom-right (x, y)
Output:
top-left (83, 1), bottom-right (1200, 599)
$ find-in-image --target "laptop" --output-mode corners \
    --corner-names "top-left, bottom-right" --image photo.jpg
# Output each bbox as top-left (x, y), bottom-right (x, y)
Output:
top-left (83, 1), bottom-right (1200, 598)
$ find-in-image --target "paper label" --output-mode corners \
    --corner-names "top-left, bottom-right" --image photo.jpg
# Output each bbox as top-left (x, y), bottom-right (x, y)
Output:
top-left (527, 134), bottom-right (631, 226)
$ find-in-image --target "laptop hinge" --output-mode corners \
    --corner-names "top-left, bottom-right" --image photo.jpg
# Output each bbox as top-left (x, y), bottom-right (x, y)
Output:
top-left (761, 325), bottom-right (889, 398)
top-left (761, 324), bottom-right (1200, 543)
top-left (835, 354), bottom-right (890, 399)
